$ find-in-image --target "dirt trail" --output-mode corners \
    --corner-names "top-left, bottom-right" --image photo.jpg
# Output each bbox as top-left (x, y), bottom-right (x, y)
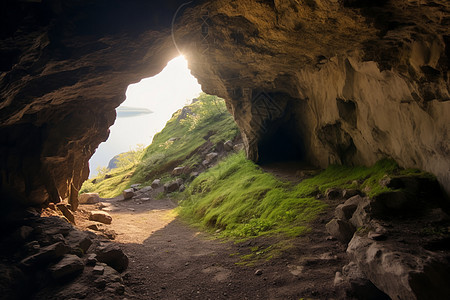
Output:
top-left (77, 176), bottom-right (349, 299)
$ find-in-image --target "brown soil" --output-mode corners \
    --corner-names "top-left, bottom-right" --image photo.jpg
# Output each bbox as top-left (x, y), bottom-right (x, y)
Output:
top-left (74, 173), bottom-right (349, 299)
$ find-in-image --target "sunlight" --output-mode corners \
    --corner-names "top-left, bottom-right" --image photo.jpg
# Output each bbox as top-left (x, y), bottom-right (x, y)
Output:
top-left (89, 56), bottom-right (202, 177)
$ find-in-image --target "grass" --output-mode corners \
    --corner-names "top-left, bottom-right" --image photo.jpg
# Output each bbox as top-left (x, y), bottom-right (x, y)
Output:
top-left (179, 152), bottom-right (326, 238)
top-left (80, 93), bottom-right (240, 197)
top-left (179, 152), bottom-right (436, 238)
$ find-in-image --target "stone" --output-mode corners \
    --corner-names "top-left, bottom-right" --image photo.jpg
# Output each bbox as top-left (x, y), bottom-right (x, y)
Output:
top-left (347, 235), bottom-right (450, 300)
top-left (233, 144), bottom-right (244, 152)
top-left (349, 197), bottom-right (372, 228)
top-left (65, 230), bottom-right (93, 253)
top-left (368, 231), bottom-right (386, 241)
top-left (123, 188), bottom-right (135, 200)
top-left (325, 219), bottom-right (355, 244)
top-left (224, 140), bottom-right (234, 151)
top-left (151, 179), bottom-right (161, 188)
top-left (172, 167), bottom-right (185, 176)
top-left (335, 262), bottom-right (390, 300)
top-left (96, 243), bottom-right (129, 272)
top-left (87, 254), bottom-right (98, 266)
top-left (335, 197), bottom-right (359, 220)
top-left (21, 242), bottom-right (69, 267)
top-left (130, 184), bottom-right (141, 190)
top-left (0, 0), bottom-right (449, 214)
top-left (179, 184), bottom-right (186, 192)
top-left (205, 152), bottom-right (218, 163)
top-left (140, 186), bottom-right (152, 193)
top-left (89, 211), bottom-right (112, 224)
top-left (254, 269), bottom-right (263, 276)
top-left (325, 188), bottom-right (342, 200)
top-left (164, 181), bottom-right (180, 193)
top-left (49, 254), bottom-right (84, 280)
top-left (93, 264), bottom-right (105, 275)
top-left (57, 203), bottom-right (76, 224)
top-left (79, 193), bottom-right (100, 204)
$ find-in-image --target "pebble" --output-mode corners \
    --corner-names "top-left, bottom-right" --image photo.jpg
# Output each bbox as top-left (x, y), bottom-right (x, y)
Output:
top-left (255, 269), bottom-right (263, 276)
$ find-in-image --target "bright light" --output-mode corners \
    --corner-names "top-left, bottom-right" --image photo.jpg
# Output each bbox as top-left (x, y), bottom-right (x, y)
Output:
top-left (89, 56), bottom-right (202, 177)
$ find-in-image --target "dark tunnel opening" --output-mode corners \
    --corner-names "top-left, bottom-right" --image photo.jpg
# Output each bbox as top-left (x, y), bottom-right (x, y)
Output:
top-left (257, 123), bottom-right (306, 165)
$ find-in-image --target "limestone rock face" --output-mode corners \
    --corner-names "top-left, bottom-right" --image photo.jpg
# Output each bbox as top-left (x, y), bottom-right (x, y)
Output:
top-left (0, 0), bottom-right (449, 209)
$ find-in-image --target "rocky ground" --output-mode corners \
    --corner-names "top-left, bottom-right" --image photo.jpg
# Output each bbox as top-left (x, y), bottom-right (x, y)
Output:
top-left (1, 165), bottom-right (450, 299)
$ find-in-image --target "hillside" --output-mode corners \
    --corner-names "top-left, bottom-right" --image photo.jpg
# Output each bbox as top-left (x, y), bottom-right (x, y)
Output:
top-left (80, 93), bottom-right (241, 198)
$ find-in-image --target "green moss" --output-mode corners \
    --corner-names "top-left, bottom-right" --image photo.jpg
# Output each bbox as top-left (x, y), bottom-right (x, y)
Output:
top-left (179, 153), bottom-right (434, 239)
top-left (179, 152), bottom-right (326, 238)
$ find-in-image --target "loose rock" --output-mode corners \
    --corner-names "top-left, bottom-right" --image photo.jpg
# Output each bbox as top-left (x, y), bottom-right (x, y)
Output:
top-left (224, 140), bottom-right (234, 151)
top-left (151, 179), bottom-right (161, 188)
top-left (325, 219), bottom-right (355, 244)
top-left (79, 193), bottom-right (100, 204)
top-left (49, 254), bottom-right (84, 280)
top-left (122, 188), bottom-right (135, 200)
top-left (172, 166), bottom-right (185, 176)
top-left (96, 243), bottom-right (129, 272)
top-left (89, 211), bottom-right (113, 225)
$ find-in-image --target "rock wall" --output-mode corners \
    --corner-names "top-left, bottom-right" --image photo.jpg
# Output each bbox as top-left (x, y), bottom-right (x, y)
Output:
top-left (0, 0), bottom-right (449, 209)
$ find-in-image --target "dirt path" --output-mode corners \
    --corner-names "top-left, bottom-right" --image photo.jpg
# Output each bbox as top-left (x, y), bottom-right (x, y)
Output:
top-left (76, 181), bottom-right (349, 299)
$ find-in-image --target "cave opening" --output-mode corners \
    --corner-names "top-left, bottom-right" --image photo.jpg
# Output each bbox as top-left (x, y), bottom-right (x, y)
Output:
top-left (88, 55), bottom-right (202, 177)
top-left (257, 121), bottom-right (306, 166)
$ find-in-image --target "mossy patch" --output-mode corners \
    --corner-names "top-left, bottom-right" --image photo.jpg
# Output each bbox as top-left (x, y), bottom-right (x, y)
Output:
top-left (179, 153), bottom-right (435, 238)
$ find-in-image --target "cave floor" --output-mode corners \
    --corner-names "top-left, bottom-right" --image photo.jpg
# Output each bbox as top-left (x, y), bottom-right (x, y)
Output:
top-left (72, 180), bottom-right (349, 300)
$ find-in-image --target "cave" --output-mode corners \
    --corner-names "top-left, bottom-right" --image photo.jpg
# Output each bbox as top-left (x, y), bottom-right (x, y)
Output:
top-left (0, 0), bottom-right (449, 298)
top-left (257, 124), bottom-right (306, 164)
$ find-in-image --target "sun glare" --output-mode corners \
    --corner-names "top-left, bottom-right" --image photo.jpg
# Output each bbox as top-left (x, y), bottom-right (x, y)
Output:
top-left (89, 56), bottom-right (202, 177)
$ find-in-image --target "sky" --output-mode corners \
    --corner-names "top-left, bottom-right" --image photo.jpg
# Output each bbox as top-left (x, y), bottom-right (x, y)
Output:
top-left (88, 56), bottom-right (202, 177)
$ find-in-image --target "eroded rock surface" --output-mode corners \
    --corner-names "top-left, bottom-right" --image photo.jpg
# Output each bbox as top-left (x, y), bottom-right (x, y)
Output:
top-left (0, 2), bottom-right (449, 208)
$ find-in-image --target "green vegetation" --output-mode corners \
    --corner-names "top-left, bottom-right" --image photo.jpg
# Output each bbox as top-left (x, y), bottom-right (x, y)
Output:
top-left (179, 153), bottom-right (431, 238)
top-left (80, 93), bottom-right (240, 197)
top-left (179, 152), bottom-right (326, 238)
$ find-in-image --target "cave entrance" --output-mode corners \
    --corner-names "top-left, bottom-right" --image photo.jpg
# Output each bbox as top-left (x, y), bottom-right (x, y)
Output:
top-left (88, 55), bottom-right (202, 177)
top-left (257, 120), bottom-right (306, 166)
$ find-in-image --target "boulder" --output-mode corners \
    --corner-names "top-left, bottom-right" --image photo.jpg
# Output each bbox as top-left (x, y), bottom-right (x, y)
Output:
top-left (335, 196), bottom-right (362, 220)
top-left (347, 235), bottom-right (450, 300)
top-left (326, 188), bottom-right (342, 200)
top-left (122, 188), bottom-right (135, 200)
top-left (79, 193), bottom-right (100, 204)
top-left (334, 262), bottom-right (390, 300)
top-left (49, 254), bottom-right (84, 280)
top-left (164, 181), bottom-right (180, 193)
top-left (325, 219), bottom-right (355, 244)
top-left (151, 179), bottom-right (161, 188)
top-left (172, 166), bottom-right (185, 176)
top-left (96, 243), bottom-right (128, 272)
top-left (224, 140), bottom-right (234, 151)
top-left (21, 242), bottom-right (69, 267)
top-left (89, 211), bottom-right (112, 224)
top-left (65, 230), bottom-right (93, 253)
